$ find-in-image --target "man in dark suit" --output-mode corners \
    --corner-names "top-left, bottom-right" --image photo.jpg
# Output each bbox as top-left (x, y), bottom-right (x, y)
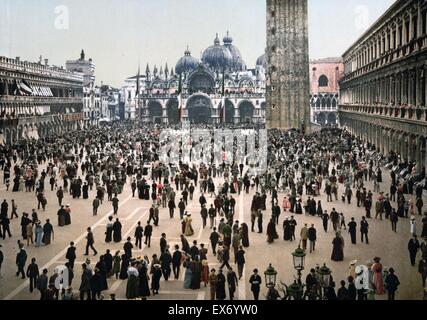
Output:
top-left (308, 224), bottom-right (317, 253)
top-left (172, 245), bottom-right (182, 279)
top-left (26, 257), bottom-right (39, 292)
top-left (144, 221), bottom-right (153, 248)
top-left (348, 218), bottom-right (357, 244)
top-left (134, 222), bottom-right (144, 249)
top-left (160, 233), bottom-right (168, 254)
top-left (84, 227), bottom-right (97, 256)
top-left (360, 217), bottom-right (369, 244)
top-left (66, 242), bottom-right (76, 269)
top-left (408, 235), bottom-right (420, 266)
top-left (249, 269), bottom-right (262, 300)
top-left (123, 237), bottom-right (134, 258)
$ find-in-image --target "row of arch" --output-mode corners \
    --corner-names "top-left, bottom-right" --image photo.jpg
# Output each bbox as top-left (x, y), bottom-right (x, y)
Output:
top-left (2, 122), bottom-right (80, 144)
top-left (341, 114), bottom-right (427, 171)
top-left (145, 96), bottom-right (265, 124)
top-left (310, 93), bottom-right (339, 110)
top-left (312, 112), bottom-right (337, 126)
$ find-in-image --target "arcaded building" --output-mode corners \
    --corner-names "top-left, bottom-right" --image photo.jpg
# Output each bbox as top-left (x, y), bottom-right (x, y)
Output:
top-left (0, 56), bottom-right (84, 144)
top-left (339, 0), bottom-right (427, 171)
top-left (310, 58), bottom-right (344, 126)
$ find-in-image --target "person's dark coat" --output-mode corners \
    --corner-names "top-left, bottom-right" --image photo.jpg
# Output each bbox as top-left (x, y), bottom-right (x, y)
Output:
top-left (331, 236), bottom-right (344, 261)
top-left (138, 265), bottom-right (151, 297)
top-left (79, 269), bottom-right (92, 292)
top-left (112, 220), bottom-right (122, 243)
top-left (216, 272), bottom-right (226, 300)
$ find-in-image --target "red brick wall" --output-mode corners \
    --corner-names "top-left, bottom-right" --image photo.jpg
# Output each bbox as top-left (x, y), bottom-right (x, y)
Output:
top-left (309, 61), bottom-right (344, 94)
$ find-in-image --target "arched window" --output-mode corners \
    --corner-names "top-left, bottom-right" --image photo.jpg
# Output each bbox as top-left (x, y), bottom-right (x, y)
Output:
top-left (318, 75), bottom-right (329, 87)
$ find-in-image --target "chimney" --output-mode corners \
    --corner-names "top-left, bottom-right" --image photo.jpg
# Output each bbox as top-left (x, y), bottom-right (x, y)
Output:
top-left (16, 57), bottom-right (20, 63)
top-left (45, 59), bottom-right (49, 66)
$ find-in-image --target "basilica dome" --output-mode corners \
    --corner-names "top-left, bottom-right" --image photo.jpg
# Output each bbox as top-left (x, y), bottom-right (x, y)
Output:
top-left (202, 34), bottom-right (233, 71)
top-left (222, 32), bottom-right (246, 71)
top-left (175, 47), bottom-right (200, 74)
top-left (256, 53), bottom-right (266, 68)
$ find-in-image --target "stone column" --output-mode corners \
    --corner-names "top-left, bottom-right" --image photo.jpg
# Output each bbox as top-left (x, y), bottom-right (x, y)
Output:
top-left (402, 17), bottom-right (407, 46)
top-left (415, 137), bottom-right (422, 171)
top-left (416, 67), bottom-right (421, 106)
top-left (396, 22), bottom-right (401, 48)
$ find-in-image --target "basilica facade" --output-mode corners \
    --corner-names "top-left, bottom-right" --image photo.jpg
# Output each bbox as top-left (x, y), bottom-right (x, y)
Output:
top-left (122, 33), bottom-right (266, 124)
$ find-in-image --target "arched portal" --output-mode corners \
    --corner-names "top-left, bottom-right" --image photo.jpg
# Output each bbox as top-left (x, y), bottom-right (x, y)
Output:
top-left (316, 112), bottom-right (326, 125)
top-left (148, 101), bottom-right (163, 124)
top-left (224, 99), bottom-right (235, 123)
top-left (166, 99), bottom-right (180, 124)
top-left (327, 113), bottom-right (337, 125)
top-left (186, 95), bottom-right (213, 124)
top-left (239, 101), bottom-right (255, 123)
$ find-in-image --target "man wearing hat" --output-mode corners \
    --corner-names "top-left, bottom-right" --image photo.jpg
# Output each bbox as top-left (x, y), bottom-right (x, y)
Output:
top-left (249, 269), bottom-right (262, 300)
top-left (408, 235), bottom-right (420, 266)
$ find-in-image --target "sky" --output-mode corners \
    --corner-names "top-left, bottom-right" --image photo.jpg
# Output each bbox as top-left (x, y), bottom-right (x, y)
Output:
top-left (0, 0), bottom-right (396, 87)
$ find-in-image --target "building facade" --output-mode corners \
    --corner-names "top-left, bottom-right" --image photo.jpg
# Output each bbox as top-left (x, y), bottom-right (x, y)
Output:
top-left (266, 0), bottom-right (311, 132)
top-left (310, 58), bottom-right (344, 126)
top-left (66, 50), bottom-right (98, 127)
top-left (0, 56), bottom-right (83, 144)
top-left (123, 33), bottom-right (266, 124)
top-left (339, 0), bottom-right (427, 171)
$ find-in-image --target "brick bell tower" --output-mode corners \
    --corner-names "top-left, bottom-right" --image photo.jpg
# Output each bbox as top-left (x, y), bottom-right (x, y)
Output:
top-left (266, 0), bottom-right (311, 133)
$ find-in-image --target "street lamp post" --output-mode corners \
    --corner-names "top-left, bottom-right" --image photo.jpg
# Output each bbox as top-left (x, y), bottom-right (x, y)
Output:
top-left (318, 263), bottom-right (332, 299)
top-left (264, 263), bottom-right (277, 288)
top-left (264, 264), bottom-right (281, 300)
top-left (291, 246), bottom-right (306, 285)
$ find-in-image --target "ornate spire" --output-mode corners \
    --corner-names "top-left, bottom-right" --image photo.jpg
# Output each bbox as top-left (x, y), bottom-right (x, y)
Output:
top-left (170, 67), bottom-right (174, 76)
top-left (153, 65), bottom-right (158, 76)
top-left (184, 45), bottom-right (191, 56)
top-left (145, 63), bottom-right (150, 75)
top-left (80, 49), bottom-right (85, 60)
top-left (214, 33), bottom-right (220, 46)
top-left (223, 31), bottom-right (233, 44)
top-left (165, 62), bottom-right (169, 74)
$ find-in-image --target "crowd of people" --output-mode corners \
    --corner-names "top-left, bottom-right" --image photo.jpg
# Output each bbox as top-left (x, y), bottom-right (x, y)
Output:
top-left (0, 121), bottom-right (426, 300)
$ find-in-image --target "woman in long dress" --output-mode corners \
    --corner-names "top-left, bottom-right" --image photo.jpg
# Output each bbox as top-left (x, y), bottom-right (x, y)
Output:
top-left (34, 222), bottom-right (44, 247)
top-left (112, 218), bottom-right (122, 243)
top-left (282, 197), bottom-right (290, 212)
top-left (138, 264), bottom-right (151, 299)
top-left (105, 216), bottom-right (113, 243)
top-left (331, 233), bottom-right (344, 261)
top-left (371, 257), bottom-right (385, 295)
top-left (201, 260), bottom-right (209, 287)
top-left (240, 223), bottom-right (249, 247)
top-left (113, 251), bottom-right (121, 279)
top-left (126, 264), bottom-right (140, 300)
top-left (316, 200), bottom-right (323, 216)
top-left (64, 205), bottom-right (71, 225)
top-left (184, 215), bottom-right (194, 236)
top-left (151, 264), bottom-right (162, 295)
top-left (283, 218), bottom-right (291, 241)
top-left (183, 257), bottom-right (192, 289)
top-left (190, 258), bottom-right (202, 290)
top-left (119, 254), bottom-right (130, 280)
top-left (19, 176), bottom-right (25, 191)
